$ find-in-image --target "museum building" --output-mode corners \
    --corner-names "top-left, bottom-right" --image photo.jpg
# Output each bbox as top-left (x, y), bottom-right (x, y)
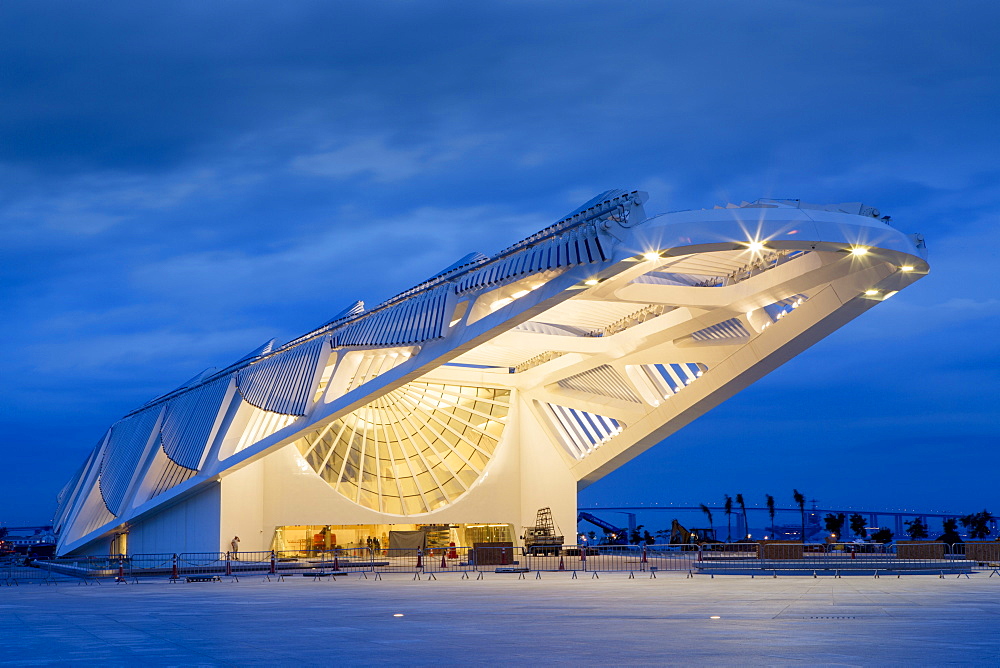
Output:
top-left (52, 191), bottom-right (929, 556)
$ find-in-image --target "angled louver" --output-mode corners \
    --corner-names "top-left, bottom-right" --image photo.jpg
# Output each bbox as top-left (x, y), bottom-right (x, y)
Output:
top-left (556, 365), bottom-right (641, 403)
top-left (454, 232), bottom-right (608, 296)
top-left (236, 338), bottom-right (326, 415)
top-left (690, 318), bottom-right (750, 342)
top-left (763, 294), bottom-right (808, 322)
top-left (546, 403), bottom-right (622, 459)
top-left (99, 408), bottom-right (161, 515)
top-left (639, 362), bottom-right (708, 398)
top-left (333, 287), bottom-right (449, 347)
top-left (235, 338), bottom-right (278, 363)
top-left (161, 377), bottom-right (230, 470)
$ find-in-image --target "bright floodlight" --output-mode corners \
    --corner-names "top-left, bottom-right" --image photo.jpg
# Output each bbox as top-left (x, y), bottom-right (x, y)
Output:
top-left (851, 246), bottom-right (869, 256)
top-left (900, 265), bottom-right (914, 271)
top-left (865, 289), bottom-right (879, 296)
top-left (584, 278), bottom-right (599, 286)
top-left (642, 251), bottom-right (661, 261)
top-left (746, 241), bottom-right (766, 253)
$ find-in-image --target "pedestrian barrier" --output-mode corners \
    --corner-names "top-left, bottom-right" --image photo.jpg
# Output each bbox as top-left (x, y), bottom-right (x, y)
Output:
top-left (694, 542), bottom-right (977, 576)
top-left (266, 548), bottom-right (375, 579)
top-left (948, 542), bottom-right (1000, 565)
top-left (25, 542), bottom-right (1000, 582)
top-left (524, 544), bottom-right (700, 574)
top-left (128, 553), bottom-right (175, 578)
top-left (417, 546), bottom-right (475, 574)
top-left (2, 558), bottom-right (59, 586)
top-left (175, 552), bottom-right (227, 578)
top-left (30, 554), bottom-right (126, 584)
top-left (374, 547), bottom-right (440, 575)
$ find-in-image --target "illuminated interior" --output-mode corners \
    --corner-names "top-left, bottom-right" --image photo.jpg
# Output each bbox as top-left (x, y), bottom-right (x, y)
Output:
top-left (294, 382), bottom-right (510, 515)
top-left (272, 523), bottom-right (515, 554)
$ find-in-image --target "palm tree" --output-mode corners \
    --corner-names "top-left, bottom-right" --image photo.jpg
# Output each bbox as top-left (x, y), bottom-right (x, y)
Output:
top-left (699, 503), bottom-right (714, 540)
top-left (765, 494), bottom-right (775, 539)
top-left (723, 494), bottom-right (733, 542)
top-left (736, 494), bottom-right (749, 540)
top-left (793, 489), bottom-right (806, 541)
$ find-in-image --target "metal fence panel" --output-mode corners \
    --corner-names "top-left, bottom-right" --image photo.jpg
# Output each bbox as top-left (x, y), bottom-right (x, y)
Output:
top-left (693, 541), bottom-right (976, 575)
top-left (31, 541), bottom-right (999, 581)
top-left (2, 559), bottom-right (59, 585)
top-left (419, 546), bottom-right (475, 573)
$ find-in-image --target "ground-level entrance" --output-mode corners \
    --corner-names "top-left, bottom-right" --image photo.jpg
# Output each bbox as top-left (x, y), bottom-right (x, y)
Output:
top-left (271, 523), bottom-right (515, 555)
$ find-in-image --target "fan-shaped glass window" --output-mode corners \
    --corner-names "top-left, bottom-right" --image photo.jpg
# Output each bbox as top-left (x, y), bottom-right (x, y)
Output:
top-left (295, 382), bottom-right (510, 515)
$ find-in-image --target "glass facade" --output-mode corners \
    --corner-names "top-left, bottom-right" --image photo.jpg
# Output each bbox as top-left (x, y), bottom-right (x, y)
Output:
top-left (272, 523), bottom-right (515, 555)
top-left (294, 382), bottom-right (510, 514)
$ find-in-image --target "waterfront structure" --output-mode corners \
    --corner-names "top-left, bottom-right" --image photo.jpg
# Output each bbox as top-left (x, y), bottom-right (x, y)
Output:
top-left (53, 191), bottom-right (928, 556)
top-left (1, 525), bottom-right (56, 555)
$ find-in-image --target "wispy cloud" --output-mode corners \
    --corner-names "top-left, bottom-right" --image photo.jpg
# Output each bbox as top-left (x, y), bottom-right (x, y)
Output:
top-left (291, 134), bottom-right (488, 182)
top-left (2, 0), bottom-right (999, 523)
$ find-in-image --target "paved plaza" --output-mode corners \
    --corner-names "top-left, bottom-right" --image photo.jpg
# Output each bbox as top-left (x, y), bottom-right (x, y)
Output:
top-left (2, 572), bottom-right (1000, 666)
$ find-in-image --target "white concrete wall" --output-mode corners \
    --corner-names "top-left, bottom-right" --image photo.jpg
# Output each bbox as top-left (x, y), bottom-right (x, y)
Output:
top-left (125, 484), bottom-right (221, 554)
top-left (515, 397), bottom-right (578, 541)
top-left (219, 457), bottom-right (266, 552)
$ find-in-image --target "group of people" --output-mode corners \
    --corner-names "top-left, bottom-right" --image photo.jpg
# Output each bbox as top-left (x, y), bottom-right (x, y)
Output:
top-left (309, 529), bottom-right (385, 554)
top-left (231, 531), bottom-right (390, 556)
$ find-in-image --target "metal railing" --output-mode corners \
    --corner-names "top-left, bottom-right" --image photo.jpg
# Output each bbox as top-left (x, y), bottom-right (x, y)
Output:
top-left (2, 557), bottom-right (59, 586)
top-left (32, 554), bottom-right (127, 584)
top-left (29, 542), bottom-right (1000, 582)
top-left (524, 544), bottom-right (698, 574)
top-left (692, 541), bottom-right (985, 576)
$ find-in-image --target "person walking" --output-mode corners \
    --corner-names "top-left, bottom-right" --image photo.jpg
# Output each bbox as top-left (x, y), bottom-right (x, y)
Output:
top-left (230, 536), bottom-right (240, 559)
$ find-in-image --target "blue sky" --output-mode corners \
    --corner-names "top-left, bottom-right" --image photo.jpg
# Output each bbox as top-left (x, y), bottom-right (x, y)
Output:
top-left (2, 1), bottom-right (998, 526)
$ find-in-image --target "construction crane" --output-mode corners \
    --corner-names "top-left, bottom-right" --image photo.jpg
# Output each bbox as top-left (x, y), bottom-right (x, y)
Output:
top-left (577, 511), bottom-right (629, 545)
